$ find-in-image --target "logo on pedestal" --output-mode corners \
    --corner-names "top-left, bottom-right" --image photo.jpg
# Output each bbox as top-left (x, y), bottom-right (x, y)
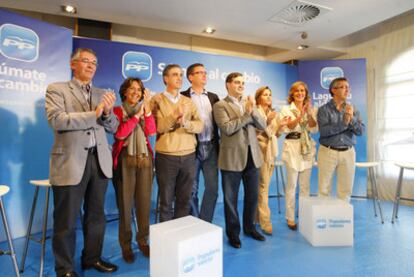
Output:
top-left (182, 256), bottom-right (196, 273)
top-left (316, 219), bottom-right (327, 229)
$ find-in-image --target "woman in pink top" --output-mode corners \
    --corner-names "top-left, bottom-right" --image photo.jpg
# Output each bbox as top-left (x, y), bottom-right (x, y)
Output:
top-left (112, 77), bottom-right (156, 263)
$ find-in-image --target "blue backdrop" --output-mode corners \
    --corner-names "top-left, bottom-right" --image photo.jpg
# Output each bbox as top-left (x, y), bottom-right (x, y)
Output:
top-left (0, 8), bottom-right (72, 240)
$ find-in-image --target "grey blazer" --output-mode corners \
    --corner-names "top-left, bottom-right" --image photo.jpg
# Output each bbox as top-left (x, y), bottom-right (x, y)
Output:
top-left (213, 96), bottom-right (266, 171)
top-left (45, 80), bottom-right (119, 186)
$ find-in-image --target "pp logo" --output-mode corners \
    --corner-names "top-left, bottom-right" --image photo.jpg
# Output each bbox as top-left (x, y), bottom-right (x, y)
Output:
top-left (122, 51), bottom-right (152, 81)
top-left (182, 256), bottom-right (196, 273)
top-left (316, 219), bottom-right (327, 229)
top-left (320, 67), bottom-right (344, 89)
top-left (0, 23), bottom-right (39, 62)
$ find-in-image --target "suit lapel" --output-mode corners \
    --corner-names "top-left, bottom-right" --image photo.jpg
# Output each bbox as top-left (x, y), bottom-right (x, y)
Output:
top-left (69, 80), bottom-right (90, 111)
top-left (181, 88), bottom-right (191, 98)
top-left (224, 96), bottom-right (242, 117)
top-left (207, 92), bottom-right (216, 106)
top-left (91, 87), bottom-right (101, 110)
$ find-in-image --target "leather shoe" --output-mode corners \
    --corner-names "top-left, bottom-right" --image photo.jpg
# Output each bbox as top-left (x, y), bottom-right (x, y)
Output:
top-left (122, 248), bottom-right (135, 263)
top-left (138, 242), bottom-right (150, 258)
top-left (245, 230), bottom-right (266, 241)
top-left (261, 224), bottom-right (273, 235)
top-left (287, 220), bottom-right (297, 231)
top-left (228, 237), bottom-right (241, 249)
top-left (82, 259), bottom-right (118, 273)
top-left (60, 272), bottom-right (78, 277)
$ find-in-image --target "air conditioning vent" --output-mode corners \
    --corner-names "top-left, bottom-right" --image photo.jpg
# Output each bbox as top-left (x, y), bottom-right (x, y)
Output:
top-left (269, 0), bottom-right (332, 26)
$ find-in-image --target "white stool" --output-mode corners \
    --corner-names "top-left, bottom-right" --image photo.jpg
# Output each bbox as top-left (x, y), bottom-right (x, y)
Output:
top-left (20, 179), bottom-right (51, 277)
top-left (391, 162), bottom-right (414, 223)
top-left (0, 185), bottom-right (20, 277)
top-left (355, 162), bottom-right (384, 224)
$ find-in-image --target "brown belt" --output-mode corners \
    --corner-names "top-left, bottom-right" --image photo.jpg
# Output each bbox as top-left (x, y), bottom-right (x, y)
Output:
top-left (285, 132), bottom-right (301, 140)
top-left (323, 144), bottom-right (351, 152)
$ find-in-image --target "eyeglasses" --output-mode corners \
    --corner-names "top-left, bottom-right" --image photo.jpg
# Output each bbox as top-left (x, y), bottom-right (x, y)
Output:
top-left (191, 71), bottom-right (207, 76)
top-left (75, 58), bottom-right (98, 67)
top-left (334, 85), bottom-right (350, 90)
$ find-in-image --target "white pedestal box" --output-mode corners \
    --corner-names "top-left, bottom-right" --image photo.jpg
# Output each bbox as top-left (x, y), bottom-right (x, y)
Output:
top-left (150, 216), bottom-right (223, 277)
top-left (299, 197), bottom-right (353, 247)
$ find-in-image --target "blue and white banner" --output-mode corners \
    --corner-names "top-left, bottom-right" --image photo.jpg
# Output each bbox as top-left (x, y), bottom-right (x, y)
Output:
top-left (73, 37), bottom-right (297, 103)
top-left (298, 59), bottom-right (368, 195)
top-left (0, 8), bottom-right (72, 240)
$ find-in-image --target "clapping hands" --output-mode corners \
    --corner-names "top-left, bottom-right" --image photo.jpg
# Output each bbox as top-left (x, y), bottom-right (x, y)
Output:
top-left (96, 91), bottom-right (116, 118)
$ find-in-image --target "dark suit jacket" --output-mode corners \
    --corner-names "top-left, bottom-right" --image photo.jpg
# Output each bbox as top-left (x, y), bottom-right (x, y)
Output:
top-left (180, 88), bottom-right (220, 147)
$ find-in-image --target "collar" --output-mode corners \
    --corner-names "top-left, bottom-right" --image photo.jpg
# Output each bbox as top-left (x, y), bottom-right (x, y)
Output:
top-left (228, 95), bottom-right (244, 104)
top-left (289, 101), bottom-right (299, 111)
top-left (163, 90), bottom-right (181, 100)
top-left (190, 88), bottom-right (207, 96)
top-left (329, 99), bottom-right (346, 110)
top-left (72, 78), bottom-right (92, 90)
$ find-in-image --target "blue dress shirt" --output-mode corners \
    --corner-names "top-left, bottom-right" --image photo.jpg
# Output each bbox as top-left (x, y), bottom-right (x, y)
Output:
top-left (317, 99), bottom-right (365, 147)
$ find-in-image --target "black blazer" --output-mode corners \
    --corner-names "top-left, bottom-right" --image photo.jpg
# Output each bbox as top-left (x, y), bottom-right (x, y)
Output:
top-left (180, 88), bottom-right (220, 146)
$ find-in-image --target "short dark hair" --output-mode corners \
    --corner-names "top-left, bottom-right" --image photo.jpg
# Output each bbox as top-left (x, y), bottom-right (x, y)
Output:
top-left (225, 72), bottom-right (243, 91)
top-left (186, 63), bottom-right (204, 80)
top-left (162, 64), bottom-right (181, 85)
top-left (329, 77), bottom-right (348, 96)
top-left (225, 72), bottom-right (243, 84)
top-left (71, 47), bottom-right (97, 62)
top-left (119, 77), bottom-right (144, 102)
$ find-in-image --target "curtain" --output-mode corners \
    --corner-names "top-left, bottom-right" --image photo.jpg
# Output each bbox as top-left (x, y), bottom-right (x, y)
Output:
top-left (338, 10), bottom-right (414, 203)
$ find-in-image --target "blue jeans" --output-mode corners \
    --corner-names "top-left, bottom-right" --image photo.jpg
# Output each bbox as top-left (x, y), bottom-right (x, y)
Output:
top-left (221, 149), bottom-right (259, 239)
top-left (189, 141), bottom-right (219, 222)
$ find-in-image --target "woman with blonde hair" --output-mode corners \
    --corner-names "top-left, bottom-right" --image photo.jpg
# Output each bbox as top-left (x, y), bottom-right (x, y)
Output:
top-left (279, 81), bottom-right (317, 230)
top-left (254, 86), bottom-right (287, 235)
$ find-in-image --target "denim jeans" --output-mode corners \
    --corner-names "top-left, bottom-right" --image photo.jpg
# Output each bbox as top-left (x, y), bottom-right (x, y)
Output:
top-left (221, 149), bottom-right (259, 239)
top-left (189, 141), bottom-right (219, 222)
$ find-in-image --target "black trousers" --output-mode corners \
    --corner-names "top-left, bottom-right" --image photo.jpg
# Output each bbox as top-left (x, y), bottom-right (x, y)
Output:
top-left (221, 149), bottom-right (259, 239)
top-left (52, 151), bottom-right (108, 276)
top-left (155, 152), bottom-right (196, 222)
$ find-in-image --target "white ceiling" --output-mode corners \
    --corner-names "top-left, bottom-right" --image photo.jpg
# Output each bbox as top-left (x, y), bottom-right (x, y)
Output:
top-left (1, 0), bottom-right (414, 61)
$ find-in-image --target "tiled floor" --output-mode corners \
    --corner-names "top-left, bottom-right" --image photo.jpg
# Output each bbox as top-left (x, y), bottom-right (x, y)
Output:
top-left (1, 198), bottom-right (413, 276)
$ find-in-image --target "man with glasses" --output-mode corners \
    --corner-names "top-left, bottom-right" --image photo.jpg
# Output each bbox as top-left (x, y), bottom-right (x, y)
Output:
top-left (151, 64), bottom-right (203, 222)
top-left (317, 77), bottom-right (365, 202)
top-left (181, 63), bottom-right (220, 222)
top-left (213, 72), bottom-right (267, 249)
top-left (45, 48), bottom-right (119, 277)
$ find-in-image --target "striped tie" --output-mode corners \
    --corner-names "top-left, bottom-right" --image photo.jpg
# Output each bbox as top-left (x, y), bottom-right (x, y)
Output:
top-left (85, 84), bottom-right (91, 109)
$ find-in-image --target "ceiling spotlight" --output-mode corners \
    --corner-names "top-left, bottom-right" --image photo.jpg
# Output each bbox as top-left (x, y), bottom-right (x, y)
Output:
top-left (61, 5), bottom-right (77, 14)
top-left (203, 27), bottom-right (216, 34)
top-left (297, 44), bottom-right (309, 50)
